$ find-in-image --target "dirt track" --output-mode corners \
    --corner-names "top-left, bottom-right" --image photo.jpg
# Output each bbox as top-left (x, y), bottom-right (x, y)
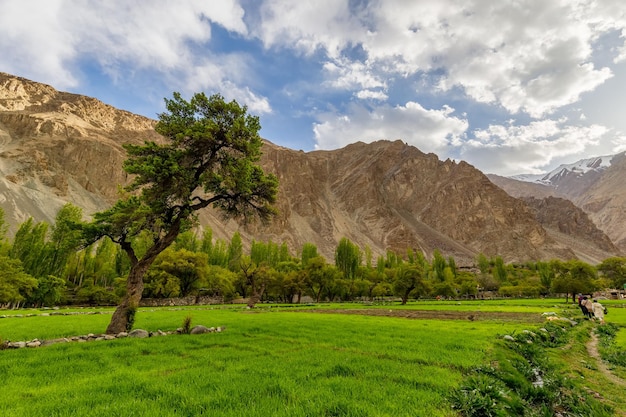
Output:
top-left (293, 308), bottom-right (544, 323)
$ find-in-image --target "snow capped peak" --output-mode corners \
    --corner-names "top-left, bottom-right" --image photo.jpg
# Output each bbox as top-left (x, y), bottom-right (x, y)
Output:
top-left (511, 154), bottom-right (617, 186)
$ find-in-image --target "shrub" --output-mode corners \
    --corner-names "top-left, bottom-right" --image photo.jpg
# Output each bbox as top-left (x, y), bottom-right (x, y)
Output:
top-left (182, 315), bottom-right (193, 334)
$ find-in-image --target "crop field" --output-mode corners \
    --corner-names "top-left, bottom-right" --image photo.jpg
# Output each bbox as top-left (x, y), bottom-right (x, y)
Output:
top-left (0, 299), bottom-right (625, 416)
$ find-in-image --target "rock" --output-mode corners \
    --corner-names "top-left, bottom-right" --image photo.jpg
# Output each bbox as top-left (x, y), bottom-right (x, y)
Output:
top-left (10, 341), bottom-right (26, 348)
top-left (190, 325), bottom-right (211, 334)
top-left (128, 329), bottom-right (149, 338)
top-left (26, 340), bottom-right (41, 347)
top-left (116, 332), bottom-right (128, 338)
top-left (104, 335), bottom-right (116, 340)
top-left (41, 338), bottom-right (69, 347)
top-left (503, 335), bottom-right (515, 342)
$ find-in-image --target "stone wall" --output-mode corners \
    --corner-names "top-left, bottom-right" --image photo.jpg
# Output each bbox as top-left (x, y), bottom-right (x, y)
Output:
top-left (138, 295), bottom-right (223, 307)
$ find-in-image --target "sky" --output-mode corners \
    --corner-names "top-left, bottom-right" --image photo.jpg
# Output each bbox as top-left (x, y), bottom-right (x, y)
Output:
top-left (1, 0), bottom-right (626, 176)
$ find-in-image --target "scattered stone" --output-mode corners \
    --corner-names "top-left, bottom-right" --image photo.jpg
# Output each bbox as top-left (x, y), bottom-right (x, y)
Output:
top-left (503, 335), bottom-right (515, 341)
top-left (41, 338), bottom-right (70, 347)
top-left (128, 329), bottom-right (149, 338)
top-left (3, 324), bottom-right (223, 348)
top-left (190, 325), bottom-right (212, 334)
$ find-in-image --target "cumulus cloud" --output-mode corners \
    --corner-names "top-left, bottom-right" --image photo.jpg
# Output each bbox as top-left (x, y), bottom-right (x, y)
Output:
top-left (256, 0), bottom-right (626, 118)
top-left (460, 119), bottom-right (612, 175)
top-left (313, 102), bottom-right (468, 153)
top-left (0, 0), bottom-right (257, 99)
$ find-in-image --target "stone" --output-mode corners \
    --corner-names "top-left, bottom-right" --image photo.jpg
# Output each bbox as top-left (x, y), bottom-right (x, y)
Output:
top-left (26, 341), bottom-right (41, 348)
top-left (190, 325), bottom-right (211, 334)
top-left (41, 338), bottom-right (69, 347)
top-left (128, 329), bottom-right (149, 338)
top-left (503, 335), bottom-right (515, 342)
top-left (116, 332), bottom-right (128, 338)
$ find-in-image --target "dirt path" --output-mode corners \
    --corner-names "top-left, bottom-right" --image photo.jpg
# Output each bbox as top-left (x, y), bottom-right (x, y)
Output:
top-left (586, 331), bottom-right (626, 388)
top-left (292, 308), bottom-right (544, 323)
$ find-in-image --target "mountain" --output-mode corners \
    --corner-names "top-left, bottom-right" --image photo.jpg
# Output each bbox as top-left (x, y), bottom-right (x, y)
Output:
top-left (0, 72), bottom-right (618, 265)
top-left (488, 153), bottom-right (626, 252)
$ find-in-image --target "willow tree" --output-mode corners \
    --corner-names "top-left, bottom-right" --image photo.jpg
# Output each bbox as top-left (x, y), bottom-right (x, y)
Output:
top-left (84, 92), bottom-right (278, 334)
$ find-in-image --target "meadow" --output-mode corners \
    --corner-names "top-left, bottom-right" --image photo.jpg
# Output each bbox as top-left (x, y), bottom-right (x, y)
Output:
top-left (0, 299), bottom-right (624, 416)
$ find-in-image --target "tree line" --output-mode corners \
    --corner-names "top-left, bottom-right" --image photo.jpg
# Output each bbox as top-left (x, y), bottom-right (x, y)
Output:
top-left (1, 204), bottom-right (625, 308)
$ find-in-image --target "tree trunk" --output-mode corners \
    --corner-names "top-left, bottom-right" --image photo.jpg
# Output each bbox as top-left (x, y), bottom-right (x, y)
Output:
top-left (105, 260), bottom-right (151, 334)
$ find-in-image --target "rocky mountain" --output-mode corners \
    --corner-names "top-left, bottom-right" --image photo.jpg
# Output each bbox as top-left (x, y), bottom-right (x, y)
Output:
top-left (0, 72), bottom-right (619, 265)
top-left (520, 196), bottom-right (619, 264)
top-left (488, 153), bottom-right (626, 252)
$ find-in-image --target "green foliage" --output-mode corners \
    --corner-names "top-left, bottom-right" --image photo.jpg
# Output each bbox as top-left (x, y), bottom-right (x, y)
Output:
top-left (452, 321), bottom-right (613, 417)
top-left (596, 323), bottom-right (626, 367)
top-left (28, 275), bottom-right (66, 307)
top-left (181, 315), bottom-right (193, 334)
top-left (334, 237), bottom-right (361, 280)
top-left (0, 256), bottom-right (38, 305)
top-left (597, 257), bottom-right (626, 288)
top-left (300, 242), bottom-right (318, 266)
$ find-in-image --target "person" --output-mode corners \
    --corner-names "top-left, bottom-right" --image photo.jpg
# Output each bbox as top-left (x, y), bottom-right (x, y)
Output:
top-left (582, 297), bottom-right (593, 319)
top-left (578, 294), bottom-right (588, 317)
top-left (592, 299), bottom-right (605, 323)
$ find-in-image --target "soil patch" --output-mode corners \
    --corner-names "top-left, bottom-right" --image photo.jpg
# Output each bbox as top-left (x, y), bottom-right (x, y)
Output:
top-left (586, 331), bottom-right (626, 388)
top-left (290, 308), bottom-right (544, 323)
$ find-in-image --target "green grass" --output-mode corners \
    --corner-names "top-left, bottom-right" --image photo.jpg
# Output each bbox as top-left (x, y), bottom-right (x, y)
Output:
top-left (0, 307), bottom-right (532, 417)
top-left (1, 300), bottom-right (625, 416)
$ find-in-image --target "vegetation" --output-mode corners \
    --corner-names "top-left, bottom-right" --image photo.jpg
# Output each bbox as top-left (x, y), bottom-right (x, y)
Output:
top-left (1, 199), bottom-right (625, 313)
top-left (81, 92), bottom-right (278, 334)
top-left (1, 301), bottom-right (623, 416)
top-left (0, 305), bottom-right (533, 416)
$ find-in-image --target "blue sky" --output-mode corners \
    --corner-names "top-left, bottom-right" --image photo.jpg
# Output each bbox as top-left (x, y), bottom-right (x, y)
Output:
top-left (2, 0), bottom-right (626, 175)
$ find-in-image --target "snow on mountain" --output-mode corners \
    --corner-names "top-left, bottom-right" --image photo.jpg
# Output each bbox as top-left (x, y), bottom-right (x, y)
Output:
top-left (511, 154), bottom-right (616, 186)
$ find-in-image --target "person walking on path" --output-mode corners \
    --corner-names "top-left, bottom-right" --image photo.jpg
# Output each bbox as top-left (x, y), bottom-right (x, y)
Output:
top-left (583, 297), bottom-right (594, 319)
top-left (592, 299), bottom-right (605, 323)
top-left (578, 294), bottom-right (589, 317)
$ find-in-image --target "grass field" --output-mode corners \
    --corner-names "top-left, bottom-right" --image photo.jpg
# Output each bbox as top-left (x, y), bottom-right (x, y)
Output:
top-left (0, 299), bottom-right (625, 416)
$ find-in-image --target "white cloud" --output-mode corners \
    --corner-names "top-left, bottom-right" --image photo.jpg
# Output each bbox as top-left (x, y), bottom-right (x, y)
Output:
top-left (323, 59), bottom-right (386, 91)
top-left (355, 90), bottom-right (388, 100)
top-left (313, 102), bottom-right (468, 153)
top-left (0, 0), bottom-right (252, 91)
top-left (255, 0), bottom-right (361, 57)
top-left (461, 119), bottom-right (612, 175)
top-left (255, 0), bottom-right (626, 118)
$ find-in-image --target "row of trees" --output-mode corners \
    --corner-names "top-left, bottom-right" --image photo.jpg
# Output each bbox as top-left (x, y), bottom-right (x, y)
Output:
top-left (1, 205), bottom-right (625, 309)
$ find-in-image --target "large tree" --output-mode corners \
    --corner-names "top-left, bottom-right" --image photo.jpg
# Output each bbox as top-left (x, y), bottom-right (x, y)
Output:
top-left (84, 92), bottom-right (278, 334)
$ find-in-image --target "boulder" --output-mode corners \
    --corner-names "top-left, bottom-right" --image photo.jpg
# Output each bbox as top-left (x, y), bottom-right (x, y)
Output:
top-left (128, 329), bottom-right (149, 338)
top-left (190, 325), bottom-right (212, 334)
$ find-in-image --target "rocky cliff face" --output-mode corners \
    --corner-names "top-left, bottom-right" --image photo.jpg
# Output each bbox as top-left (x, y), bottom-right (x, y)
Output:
top-left (0, 72), bottom-right (612, 265)
top-left (520, 196), bottom-right (619, 264)
top-left (488, 153), bottom-right (626, 252)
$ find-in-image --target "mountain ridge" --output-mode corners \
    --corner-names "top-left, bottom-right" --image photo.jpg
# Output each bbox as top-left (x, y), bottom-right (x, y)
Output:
top-left (0, 72), bottom-right (621, 265)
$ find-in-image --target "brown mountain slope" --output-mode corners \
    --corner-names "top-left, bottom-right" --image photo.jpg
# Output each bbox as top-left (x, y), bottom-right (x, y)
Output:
top-left (487, 154), bottom-right (626, 252)
top-left (520, 196), bottom-right (620, 264)
top-left (0, 72), bottom-right (595, 265)
top-left (574, 153), bottom-right (626, 250)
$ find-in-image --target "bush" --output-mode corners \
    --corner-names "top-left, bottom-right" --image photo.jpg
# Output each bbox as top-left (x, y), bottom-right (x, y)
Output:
top-left (450, 375), bottom-right (508, 417)
top-left (182, 315), bottom-right (193, 334)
